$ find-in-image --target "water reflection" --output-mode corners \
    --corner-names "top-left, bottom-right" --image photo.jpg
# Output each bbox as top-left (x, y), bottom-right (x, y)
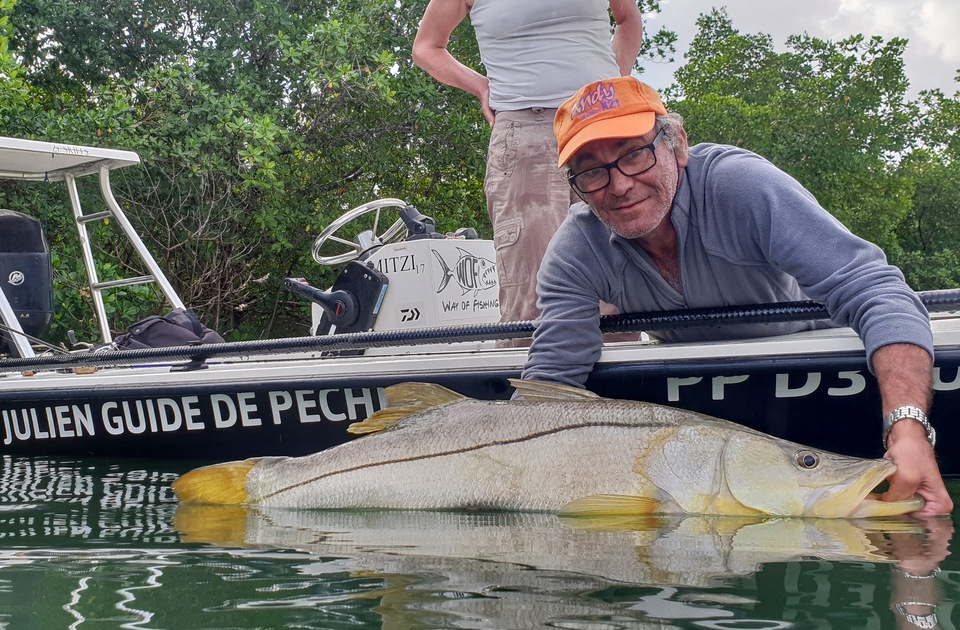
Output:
top-left (176, 505), bottom-right (953, 628)
top-left (0, 456), bottom-right (954, 629)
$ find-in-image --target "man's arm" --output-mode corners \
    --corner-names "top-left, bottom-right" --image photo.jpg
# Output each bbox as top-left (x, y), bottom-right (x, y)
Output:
top-left (412, 0), bottom-right (494, 126)
top-left (873, 343), bottom-right (953, 516)
top-left (608, 0), bottom-right (643, 76)
top-left (522, 211), bottom-right (611, 387)
top-left (697, 149), bottom-right (951, 515)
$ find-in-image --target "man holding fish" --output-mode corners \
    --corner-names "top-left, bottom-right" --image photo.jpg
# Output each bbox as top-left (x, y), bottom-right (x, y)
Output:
top-left (522, 76), bottom-right (952, 516)
top-left (171, 78), bottom-right (950, 523)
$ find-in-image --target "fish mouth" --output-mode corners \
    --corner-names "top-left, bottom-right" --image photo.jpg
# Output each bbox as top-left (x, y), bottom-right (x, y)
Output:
top-left (810, 459), bottom-right (924, 518)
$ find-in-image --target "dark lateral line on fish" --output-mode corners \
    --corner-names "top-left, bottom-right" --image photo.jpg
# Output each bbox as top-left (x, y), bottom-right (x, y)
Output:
top-left (260, 419), bottom-right (671, 502)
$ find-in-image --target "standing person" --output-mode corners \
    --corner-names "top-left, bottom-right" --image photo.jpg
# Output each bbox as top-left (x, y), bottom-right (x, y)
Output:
top-left (522, 76), bottom-right (952, 516)
top-left (412, 0), bottom-right (643, 324)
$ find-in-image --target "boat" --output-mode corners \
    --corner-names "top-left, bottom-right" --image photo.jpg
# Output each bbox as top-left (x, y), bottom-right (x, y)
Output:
top-left (1, 136), bottom-right (958, 473)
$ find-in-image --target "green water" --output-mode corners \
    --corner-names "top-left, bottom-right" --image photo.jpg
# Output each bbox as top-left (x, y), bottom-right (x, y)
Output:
top-left (0, 455), bottom-right (956, 629)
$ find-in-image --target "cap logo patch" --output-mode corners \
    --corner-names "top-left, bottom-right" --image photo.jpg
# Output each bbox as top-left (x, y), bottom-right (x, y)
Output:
top-left (569, 82), bottom-right (619, 123)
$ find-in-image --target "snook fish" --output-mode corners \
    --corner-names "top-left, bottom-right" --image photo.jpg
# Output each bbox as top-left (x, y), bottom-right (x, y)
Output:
top-left (172, 380), bottom-right (923, 518)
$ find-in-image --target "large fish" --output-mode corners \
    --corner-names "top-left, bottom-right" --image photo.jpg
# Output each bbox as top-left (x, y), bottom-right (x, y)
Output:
top-left (172, 379), bottom-right (923, 518)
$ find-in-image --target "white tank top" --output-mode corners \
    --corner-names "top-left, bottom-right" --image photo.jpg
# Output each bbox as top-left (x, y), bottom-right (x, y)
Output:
top-left (470, 0), bottom-right (621, 111)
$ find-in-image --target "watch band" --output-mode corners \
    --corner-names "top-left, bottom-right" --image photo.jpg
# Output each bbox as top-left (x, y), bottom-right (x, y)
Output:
top-left (895, 602), bottom-right (938, 629)
top-left (894, 566), bottom-right (941, 579)
top-left (883, 405), bottom-right (936, 449)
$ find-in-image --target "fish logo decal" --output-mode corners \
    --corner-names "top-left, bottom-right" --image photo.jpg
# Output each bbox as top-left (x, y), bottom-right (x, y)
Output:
top-left (432, 248), bottom-right (497, 296)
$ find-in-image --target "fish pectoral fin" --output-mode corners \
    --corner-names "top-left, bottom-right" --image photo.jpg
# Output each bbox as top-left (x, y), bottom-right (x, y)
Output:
top-left (559, 494), bottom-right (661, 516)
top-left (509, 378), bottom-right (601, 401)
top-left (349, 382), bottom-right (468, 434)
top-left (172, 459), bottom-right (257, 505)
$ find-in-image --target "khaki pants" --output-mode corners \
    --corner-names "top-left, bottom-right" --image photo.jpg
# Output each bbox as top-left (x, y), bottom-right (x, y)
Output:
top-left (485, 107), bottom-right (577, 324)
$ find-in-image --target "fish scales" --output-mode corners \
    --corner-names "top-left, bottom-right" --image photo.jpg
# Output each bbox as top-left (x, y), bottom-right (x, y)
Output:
top-left (249, 397), bottom-right (684, 510)
top-left (173, 380), bottom-right (925, 518)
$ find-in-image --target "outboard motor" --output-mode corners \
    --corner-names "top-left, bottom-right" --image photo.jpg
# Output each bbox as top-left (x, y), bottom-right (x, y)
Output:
top-left (0, 209), bottom-right (54, 354)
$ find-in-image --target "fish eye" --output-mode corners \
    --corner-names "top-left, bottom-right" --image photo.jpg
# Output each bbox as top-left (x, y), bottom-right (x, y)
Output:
top-left (795, 450), bottom-right (820, 469)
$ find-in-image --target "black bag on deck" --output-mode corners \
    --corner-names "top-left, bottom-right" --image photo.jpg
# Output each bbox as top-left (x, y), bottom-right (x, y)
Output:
top-left (114, 308), bottom-right (224, 350)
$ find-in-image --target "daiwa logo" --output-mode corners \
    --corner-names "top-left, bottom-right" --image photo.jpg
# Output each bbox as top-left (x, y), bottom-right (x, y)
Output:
top-left (569, 81), bottom-right (620, 123)
top-left (433, 248), bottom-right (497, 296)
top-left (7, 271), bottom-right (24, 286)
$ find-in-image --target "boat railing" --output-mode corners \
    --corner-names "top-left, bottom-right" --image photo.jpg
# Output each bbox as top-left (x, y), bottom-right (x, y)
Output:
top-left (65, 164), bottom-right (186, 344)
top-left (0, 137), bottom-right (187, 354)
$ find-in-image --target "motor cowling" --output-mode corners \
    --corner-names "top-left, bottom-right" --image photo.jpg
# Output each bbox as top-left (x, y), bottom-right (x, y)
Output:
top-left (0, 209), bottom-right (53, 353)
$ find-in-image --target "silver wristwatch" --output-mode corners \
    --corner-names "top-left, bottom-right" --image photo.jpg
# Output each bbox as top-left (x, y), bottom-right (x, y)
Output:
top-left (882, 405), bottom-right (936, 449)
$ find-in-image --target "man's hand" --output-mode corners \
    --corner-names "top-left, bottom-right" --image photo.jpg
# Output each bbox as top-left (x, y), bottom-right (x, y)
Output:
top-left (872, 343), bottom-right (952, 516)
top-left (881, 419), bottom-right (953, 516)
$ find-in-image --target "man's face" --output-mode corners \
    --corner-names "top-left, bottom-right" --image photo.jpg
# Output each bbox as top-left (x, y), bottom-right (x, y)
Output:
top-left (568, 127), bottom-right (688, 240)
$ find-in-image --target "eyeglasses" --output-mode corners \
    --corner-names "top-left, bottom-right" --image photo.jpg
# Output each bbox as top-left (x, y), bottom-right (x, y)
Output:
top-left (567, 129), bottom-right (665, 194)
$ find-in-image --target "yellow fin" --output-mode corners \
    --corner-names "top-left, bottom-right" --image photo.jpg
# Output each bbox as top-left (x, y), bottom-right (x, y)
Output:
top-left (172, 459), bottom-right (257, 505)
top-left (348, 382), bottom-right (466, 434)
top-left (509, 378), bottom-right (600, 401)
top-left (173, 504), bottom-right (249, 545)
top-left (559, 494), bottom-right (661, 517)
top-left (347, 408), bottom-right (412, 435)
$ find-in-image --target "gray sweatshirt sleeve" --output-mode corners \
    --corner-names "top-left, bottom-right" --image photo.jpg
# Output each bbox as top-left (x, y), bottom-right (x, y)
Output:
top-left (521, 213), bottom-right (609, 388)
top-left (699, 148), bottom-right (933, 367)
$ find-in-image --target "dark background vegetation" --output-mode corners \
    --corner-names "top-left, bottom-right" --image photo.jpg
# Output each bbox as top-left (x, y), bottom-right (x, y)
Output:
top-left (0, 1), bottom-right (956, 343)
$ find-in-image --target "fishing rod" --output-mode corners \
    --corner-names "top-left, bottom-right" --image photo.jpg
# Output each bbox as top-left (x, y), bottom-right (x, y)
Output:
top-left (1, 288), bottom-right (958, 374)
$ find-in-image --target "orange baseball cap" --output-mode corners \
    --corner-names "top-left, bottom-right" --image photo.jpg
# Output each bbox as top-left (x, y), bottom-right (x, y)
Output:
top-left (555, 77), bottom-right (668, 167)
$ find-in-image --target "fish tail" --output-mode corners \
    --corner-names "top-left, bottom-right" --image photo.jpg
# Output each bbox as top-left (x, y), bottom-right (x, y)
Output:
top-left (172, 459), bottom-right (258, 505)
top-left (432, 250), bottom-right (453, 292)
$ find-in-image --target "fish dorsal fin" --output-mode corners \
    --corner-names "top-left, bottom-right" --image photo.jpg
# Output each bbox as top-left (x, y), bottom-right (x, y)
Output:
top-left (509, 378), bottom-right (600, 401)
top-left (347, 382), bottom-right (466, 435)
top-left (559, 494), bottom-right (661, 517)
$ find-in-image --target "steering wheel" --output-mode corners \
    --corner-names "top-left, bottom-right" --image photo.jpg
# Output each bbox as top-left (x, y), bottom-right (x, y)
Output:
top-left (311, 198), bottom-right (410, 266)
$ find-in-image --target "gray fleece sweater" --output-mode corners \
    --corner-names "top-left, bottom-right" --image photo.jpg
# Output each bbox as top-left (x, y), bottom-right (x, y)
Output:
top-left (522, 143), bottom-right (932, 387)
